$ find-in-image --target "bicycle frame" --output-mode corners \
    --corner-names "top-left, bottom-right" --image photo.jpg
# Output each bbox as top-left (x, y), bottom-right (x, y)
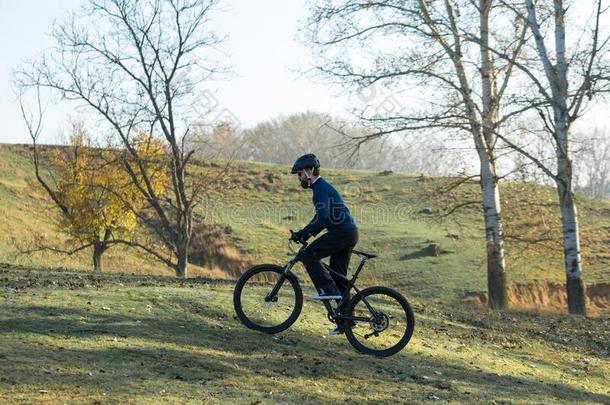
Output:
top-left (271, 240), bottom-right (382, 325)
top-left (234, 236), bottom-right (415, 356)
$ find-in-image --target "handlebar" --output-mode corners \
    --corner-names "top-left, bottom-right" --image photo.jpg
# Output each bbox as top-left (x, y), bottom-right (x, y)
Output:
top-left (289, 229), bottom-right (308, 247)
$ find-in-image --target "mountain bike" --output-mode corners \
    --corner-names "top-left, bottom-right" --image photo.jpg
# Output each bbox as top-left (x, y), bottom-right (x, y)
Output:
top-left (233, 231), bottom-right (415, 357)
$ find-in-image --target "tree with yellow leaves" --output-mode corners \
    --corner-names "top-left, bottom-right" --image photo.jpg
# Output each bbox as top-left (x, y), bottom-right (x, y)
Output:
top-left (29, 123), bottom-right (167, 272)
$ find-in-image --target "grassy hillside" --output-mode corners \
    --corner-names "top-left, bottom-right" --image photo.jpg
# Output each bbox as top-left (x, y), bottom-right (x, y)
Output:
top-left (0, 145), bottom-right (182, 276)
top-left (1, 143), bottom-right (609, 304)
top-left (1, 143), bottom-right (609, 403)
top-left (0, 268), bottom-right (608, 404)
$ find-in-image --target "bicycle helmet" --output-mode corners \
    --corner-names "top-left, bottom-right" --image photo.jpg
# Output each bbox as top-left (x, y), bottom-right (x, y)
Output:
top-left (290, 153), bottom-right (320, 174)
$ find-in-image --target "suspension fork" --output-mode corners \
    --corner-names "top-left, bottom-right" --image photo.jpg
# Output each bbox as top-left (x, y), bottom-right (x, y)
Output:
top-left (265, 259), bottom-right (296, 302)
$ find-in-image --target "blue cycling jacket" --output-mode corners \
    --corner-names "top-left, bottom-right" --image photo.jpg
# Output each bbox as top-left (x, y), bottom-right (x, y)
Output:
top-left (298, 177), bottom-right (357, 239)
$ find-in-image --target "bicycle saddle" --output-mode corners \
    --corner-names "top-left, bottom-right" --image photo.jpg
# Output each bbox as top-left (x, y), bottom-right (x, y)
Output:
top-left (352, 249), bottom-right (378, 259)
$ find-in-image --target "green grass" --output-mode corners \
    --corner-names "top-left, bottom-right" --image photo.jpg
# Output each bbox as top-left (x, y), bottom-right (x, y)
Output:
top-left (1, 143), bottom-right (609, 300)
top-left (0, 268), bottom-right (608, 404)
top-left (0, 145), bottom-right (207, 277)
top-left (1, 143), bottom-right (609, 403)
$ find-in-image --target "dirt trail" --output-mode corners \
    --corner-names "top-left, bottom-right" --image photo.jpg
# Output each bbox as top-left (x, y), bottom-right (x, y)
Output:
top-left (468, 281), bottom-right (610, 316)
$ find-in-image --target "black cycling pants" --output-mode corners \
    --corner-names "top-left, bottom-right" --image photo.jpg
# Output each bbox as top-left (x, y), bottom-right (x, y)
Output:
top-left (299, 228), bottom-right (359, 295)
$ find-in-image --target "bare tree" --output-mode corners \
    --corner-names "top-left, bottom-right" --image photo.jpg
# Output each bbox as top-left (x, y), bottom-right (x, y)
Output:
top-left (191, 111), bottom-right (469, 175)
top-left (305, 0), bottom-right (532, 308)
top-left (15, 0), bottom-right (228, 278)
top-left (484, 0), bottom-right (610, 314)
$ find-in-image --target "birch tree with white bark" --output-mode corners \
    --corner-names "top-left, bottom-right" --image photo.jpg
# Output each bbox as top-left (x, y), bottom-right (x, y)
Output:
top-left (486, 0), bottom-right (610, 314)
top-left (305, 0), bottom-right (530, 308)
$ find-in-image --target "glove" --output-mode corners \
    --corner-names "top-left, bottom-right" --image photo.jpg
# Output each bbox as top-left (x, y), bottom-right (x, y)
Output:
top-left (291, 230), bottom-right (306, 242)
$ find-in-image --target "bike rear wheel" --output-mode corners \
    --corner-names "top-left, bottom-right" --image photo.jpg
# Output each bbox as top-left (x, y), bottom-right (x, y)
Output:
top-left (343, 286), bottom-right (414, 357)
top-left (233, 264), bottom-right (303, 334)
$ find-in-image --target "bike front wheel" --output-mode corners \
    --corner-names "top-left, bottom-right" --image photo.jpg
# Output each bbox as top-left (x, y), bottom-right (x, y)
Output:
top-left (343, 286), bottom-right (415, 357)
top-left (233, 264), bottom-right (303, 334)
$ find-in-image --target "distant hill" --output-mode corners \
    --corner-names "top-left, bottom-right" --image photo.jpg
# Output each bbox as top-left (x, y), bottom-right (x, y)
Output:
top-left (1, 143), bottom-right (608, 314)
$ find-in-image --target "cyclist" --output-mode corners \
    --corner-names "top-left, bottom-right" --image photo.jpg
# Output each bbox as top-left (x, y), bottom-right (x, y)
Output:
top-left (290, 154), bottom-right (358, 333)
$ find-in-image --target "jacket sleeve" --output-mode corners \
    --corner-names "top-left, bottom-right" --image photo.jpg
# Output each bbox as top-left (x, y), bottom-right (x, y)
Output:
top-left (298, 188), bottom-right (330, 239)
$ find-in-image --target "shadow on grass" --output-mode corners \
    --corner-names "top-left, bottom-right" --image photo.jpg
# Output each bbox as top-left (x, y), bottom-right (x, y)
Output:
top-left (399, 250), bottom-right (433, 261)
top-left (437, 305), bottom-right (610, 358)
top-left (1, 297), bottom-right (609, 404)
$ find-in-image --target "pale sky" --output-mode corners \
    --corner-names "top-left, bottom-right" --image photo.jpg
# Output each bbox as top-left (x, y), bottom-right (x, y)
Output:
top-left (0, 1), bottom-right (608, 145)
top-left (0, 0), bottom-right (351, 144)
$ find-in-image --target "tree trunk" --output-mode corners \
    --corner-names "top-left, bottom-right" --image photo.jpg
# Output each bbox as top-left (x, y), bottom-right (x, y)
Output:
top-left (556, 163), bottom-right (586, 315)
top-left (481, 176), bottom-right (507, 309)
top-left (554, 0), bottom-right (585, 316)
top-left (453, 73), bottom-right (508, 309)
top-left (477, 0), bottom-right (507, 309)
top-left (93, 242), bottom-right (105, 273)
top-left (175, 238), bottom-right (189, 278)
top-left (479, 150), bottom-right (507, 309)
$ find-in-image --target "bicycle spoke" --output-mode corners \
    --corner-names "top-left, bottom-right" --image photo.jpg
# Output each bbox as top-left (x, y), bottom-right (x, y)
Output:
top-left (345, 288), bottom-right (414, 356)
top-left (240, 284), bottom-right (296, 328)
top-left (234, 266), bottom-right (303, 334)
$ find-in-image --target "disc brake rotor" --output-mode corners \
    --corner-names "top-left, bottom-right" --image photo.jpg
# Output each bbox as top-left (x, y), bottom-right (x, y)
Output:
top-left (372, 312), bottom-right (389, 332)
